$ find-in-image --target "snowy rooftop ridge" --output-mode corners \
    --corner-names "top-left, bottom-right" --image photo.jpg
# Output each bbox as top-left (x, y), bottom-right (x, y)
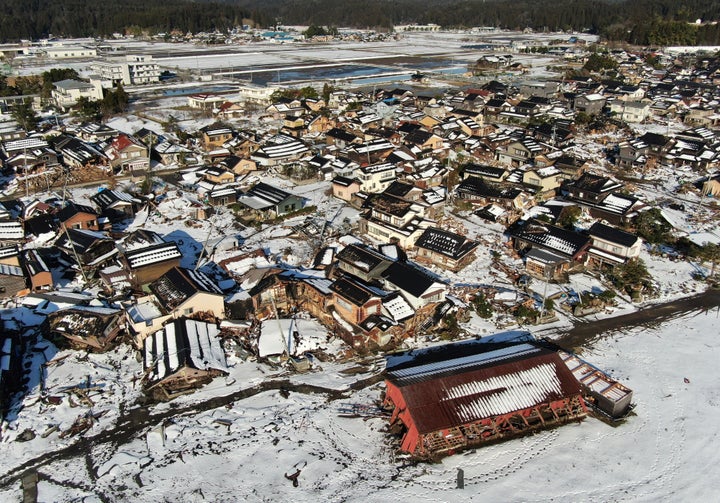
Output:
top-left (388, 343), bottom-right (541, 383)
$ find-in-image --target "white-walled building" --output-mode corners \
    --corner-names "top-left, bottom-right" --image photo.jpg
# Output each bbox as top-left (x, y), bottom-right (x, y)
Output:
top-left (91, 55), bottom-right (161, 86)
top-left (51, 77), bottom-right (105, 110)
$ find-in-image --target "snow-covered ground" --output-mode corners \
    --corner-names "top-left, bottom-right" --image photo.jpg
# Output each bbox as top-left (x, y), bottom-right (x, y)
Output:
top-left (1, 306), bottom-right (717, 502)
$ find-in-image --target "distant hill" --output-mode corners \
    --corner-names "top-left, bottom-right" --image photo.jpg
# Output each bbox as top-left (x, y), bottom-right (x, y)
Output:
top-left (0, 0), bottom-right (719, 45)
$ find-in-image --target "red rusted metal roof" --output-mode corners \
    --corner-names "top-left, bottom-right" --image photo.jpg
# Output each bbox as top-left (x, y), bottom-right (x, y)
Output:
top-left (386, 342), bottom-right (583, 434)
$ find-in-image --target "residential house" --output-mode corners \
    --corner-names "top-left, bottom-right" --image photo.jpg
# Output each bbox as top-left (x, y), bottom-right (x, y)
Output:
top-left (380, 261), bottom-right (446, 309)
top-left (235, 182), bottom-right (304, 220)
top-left (20, 249), bottom-right (53, 291)
top-left (455, 177), bottom-right (531, 211)
top-left (463, 164), bottom-right (508, 184)
top-left (104, 134), bottom-right (149, 173)
top-left (200, 124), bottom-right (234, 149)
top-left (609, 99), bottom-right (652, 123)
top-left (507, 219), bottom-right (591, 267)
top-left (207, 185), bottom-right (237, 207)
top-left (331, 176), bottom-right (361, 203)
top-left (143, 318), bottom-right (228, 399)
top-left (355, 162), bottom-right (397, 193)
top-left (216, 101), bottom-right (245, 120)
top-left (326, 127), bottom-right (360, 149)
top-left (203, 166), bottom-right (235, 185)
top-left (56, 228), bottom-right (117, 268)
top-left (52, 135), bottom-right (107, 169)
top-left (125, 267), bottom-right (225, 345)
top-left (360, 193), bottom-right (433, 248)
top-left (154, 140), bottom-right (192, 166)
top-left (45, 306), bottom-right (123, 351)
top-left (188, 94), bottom-right (226, 112)
top-left (587, 222), bottom-right (642, 268)
top-left (57, 202), bottom-right (102, 231)
top-left (565, 173), bottom-right (623, 206)
top-left (414, 227), bottom-right (479, 272)
top-left (552, 154), bottom-right (587, 180)
top-left (330, 276), bottom-right (384, 326)
top-left (495, 137), bottom-right (545, 167)
top-left (334, 244), bottom-right (394, 283)
top-left (574, 93), bottom-right (606, 116)
top-left (118, 230), bottom-right (183, 286)
top-left (522, 166), bottom-right (564, 194)
top-left (250, 134), bottom-right (310, 167)
top-left (91, 188), bottom-right (140, 223)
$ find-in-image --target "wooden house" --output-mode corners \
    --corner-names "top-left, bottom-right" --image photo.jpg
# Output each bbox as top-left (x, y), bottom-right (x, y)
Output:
top-left (330, 276), bottom-right (384, 326)
top-left (587, 222), bottom-right (642, 268)
top-left (20, 249), bottom-right (53, 291)
top-left (235, 182), bottom-right (304, 220)
top-left (380, 261), bottom-right (446, 309)
top-left (507, 219), bottom-right (590, 266)
top-left (57, 202), bottom-right (102, 231)
top-left (414, 227), bottom-right (479, 272)
top-left (125, 266), bottom-right (225, 345)
top-left (104, 134), bottom-right (149, 173)
top-left (143, 318), bottom-right (228, 400)
top-left (55, 228), bottom-right (117, 268)
top-left (122, 237), bottom-right (182, 286)
top-left (91, 188), bottom-right (139, 223)
top-left (334, 244), bottom-right (393, 282)
top-left (207, 186), bottom-right (238, 207)
top-left (46, 306), bottom-right (123, 351)
top-left (200, 124), bottom-right (234, 150)
top-left (331, 176), bottom-right (361, 203)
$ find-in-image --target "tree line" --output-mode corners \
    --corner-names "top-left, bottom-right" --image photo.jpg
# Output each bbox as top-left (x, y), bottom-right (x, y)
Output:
top-left (0, 0), bottom-right (719, 44)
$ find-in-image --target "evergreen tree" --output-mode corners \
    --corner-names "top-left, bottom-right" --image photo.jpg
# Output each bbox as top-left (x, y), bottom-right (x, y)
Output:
top-left (10, 100), bottom-right (39, 131)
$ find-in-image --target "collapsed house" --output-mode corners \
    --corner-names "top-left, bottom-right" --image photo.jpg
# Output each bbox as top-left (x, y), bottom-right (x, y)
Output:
top-left (143, 318), bottom-right (228, 400)
top-left (45, 306), bottom-right (124, 351)
top-left (383, 338), bottom-right (588, 458)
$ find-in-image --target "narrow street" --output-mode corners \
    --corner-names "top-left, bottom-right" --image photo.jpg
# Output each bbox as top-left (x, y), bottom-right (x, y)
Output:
top-left (555, 288), bottom-right (720, 351)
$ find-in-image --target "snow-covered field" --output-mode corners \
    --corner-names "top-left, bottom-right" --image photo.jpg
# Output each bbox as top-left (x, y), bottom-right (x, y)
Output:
top-left (1, 305), bottom-right (717, 502)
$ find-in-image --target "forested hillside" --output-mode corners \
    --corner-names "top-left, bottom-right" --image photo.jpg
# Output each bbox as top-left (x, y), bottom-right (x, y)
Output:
top-left (1, 0), bottom-right (719, 45)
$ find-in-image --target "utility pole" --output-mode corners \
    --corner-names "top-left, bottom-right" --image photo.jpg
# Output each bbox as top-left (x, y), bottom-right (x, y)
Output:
top-left (61, 222), bottom-right (89, 286)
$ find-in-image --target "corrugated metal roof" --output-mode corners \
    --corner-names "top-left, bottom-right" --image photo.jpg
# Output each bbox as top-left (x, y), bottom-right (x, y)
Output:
top-left (387, 342), bottom-right (582, 434)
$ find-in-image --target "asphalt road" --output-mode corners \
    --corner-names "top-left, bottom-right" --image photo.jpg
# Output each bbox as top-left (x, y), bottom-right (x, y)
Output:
top-left (555, 288), bottom-right (720, 351)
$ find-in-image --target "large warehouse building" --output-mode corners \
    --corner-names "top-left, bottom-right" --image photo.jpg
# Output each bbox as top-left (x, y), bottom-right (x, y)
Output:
top-left (383, 339), bottom-right (589, 457)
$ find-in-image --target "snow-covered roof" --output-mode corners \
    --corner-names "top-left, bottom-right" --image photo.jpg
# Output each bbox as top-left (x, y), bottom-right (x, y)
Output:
top-left (144, 318), bottom-right (227, 381)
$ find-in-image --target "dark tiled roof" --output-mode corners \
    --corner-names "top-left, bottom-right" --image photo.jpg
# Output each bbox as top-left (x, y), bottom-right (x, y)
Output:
top-left (415, 227), bottom-right (479, 260)
top-left (336, 244), bottom-right (391, 273)
top-left (150, 267), bottom-right (222, 311)
top-left (367, 193), bottom-right (413, 217)
top-left (588, 222), bottom-right (639, 248)
top-left (381, 261), bottom-right (439, 298)
top-left (247, 182), bottom-right (293, 205)
top-left (326, 127), bottom-right (357, 143)
top-left (456, 177), bottom-right (522, 200)
top-left (57, 201), bottom-right (98, 223)
top-left (569, 173), bottom-right (622, 194)
top-left (330, 276), bottom-right (376, 306)
top-left (508, 219), bottom-right (590, 258)
top-left (463, 163), bottom-right (506, 180)
top-left (383, 180), bottom-right (416, 198)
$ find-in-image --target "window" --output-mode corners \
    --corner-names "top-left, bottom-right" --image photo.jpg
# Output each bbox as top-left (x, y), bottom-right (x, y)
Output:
top-left (184, 307), bottom-right (194, 315)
